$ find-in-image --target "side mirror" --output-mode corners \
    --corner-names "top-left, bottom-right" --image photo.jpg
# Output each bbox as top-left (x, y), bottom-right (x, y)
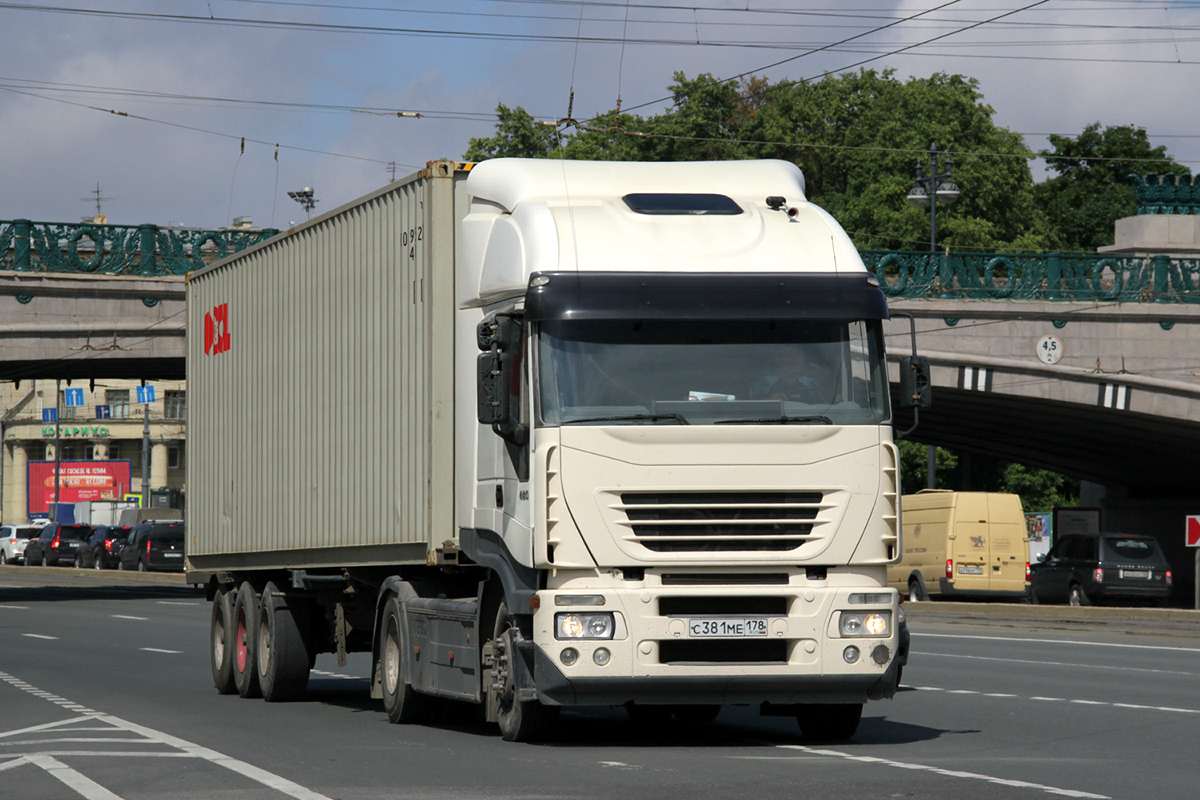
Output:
top-left (897, 355), bottom-right (932, 410)
top-left (476, 314), bottom-right (526, 443)
top-left (1036, 553), bottom-right (1046, 563)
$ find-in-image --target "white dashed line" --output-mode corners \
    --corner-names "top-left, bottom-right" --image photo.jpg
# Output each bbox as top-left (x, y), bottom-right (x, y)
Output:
top-left (0, 605), bottom-right (29, 609)
top-left (919, 650), bottom-right (1198, 677)
top-left (111, 615), bottom-right (148, 621)
top-left (915, 632), bottom-right (1200, 654)
top-left (21, 634), bottom-right (57, 640)
top-left (155, 602), bottom-right (198, 607)
top-left (913, 685), bottom-right (1200, 715)
top-left (778, 745), bottom-right (1109, 799)
top-left (139, 648), bottom-right (182, 654)
top-left (25, 754), bottom-right (124, 800)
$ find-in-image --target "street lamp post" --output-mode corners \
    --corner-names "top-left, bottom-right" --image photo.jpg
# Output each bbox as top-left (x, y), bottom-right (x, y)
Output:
top-left (906, 143), bottom-right (961, 490)
top-left (906, 142), bottom-right (960, 252)
top-left (288, 187), bottom-right (318, 221)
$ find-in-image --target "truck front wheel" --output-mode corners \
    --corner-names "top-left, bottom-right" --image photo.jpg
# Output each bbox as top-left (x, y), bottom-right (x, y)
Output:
top-left (210, 587), bottom-right (238, 694)
top-left (796, 703), bottom-right (863, 741)
top-left (380, 596), bottom-right (434, 724)
top-left (491, 602), bottom-right (558, 742)
top-left (257, 582), bottom-right (312, 702)
top-left (232, 582), bottom-right (262, 698)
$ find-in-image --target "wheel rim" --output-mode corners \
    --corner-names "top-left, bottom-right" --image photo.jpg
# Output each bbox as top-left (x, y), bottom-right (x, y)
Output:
top-left (213, 610), bottom-right (226, 666)
top-left (236, 609), bottom-right (249, 673)
top-left (1070, 587), bottom-right (1081, 606)
top-left (258, 614), bottom-right (272, 676)
top-left (384, 618), bottom-right (401, 695)
top-left (94, 555), bottom-right (101, 570)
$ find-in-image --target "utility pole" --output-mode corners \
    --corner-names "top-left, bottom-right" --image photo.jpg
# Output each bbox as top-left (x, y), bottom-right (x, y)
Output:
top-left (141, 405), bottom-right (150, 509)
top-left (53, 379), bottom-right (62, 520)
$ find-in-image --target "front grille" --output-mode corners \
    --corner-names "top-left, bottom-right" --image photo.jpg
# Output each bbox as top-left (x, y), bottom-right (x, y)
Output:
top-left (659, 639), bottom-right (788, 664)
top-left (618, 491), bottom-right (821, 553)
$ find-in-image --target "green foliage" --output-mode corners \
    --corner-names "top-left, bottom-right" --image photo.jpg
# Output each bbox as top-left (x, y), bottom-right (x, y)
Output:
top-left (898, 440), bottom-right (1078, 513)
top-left (463, 104), bottom-right (560, 161)
top-left (1035, 123), bottom-right (1188, 252)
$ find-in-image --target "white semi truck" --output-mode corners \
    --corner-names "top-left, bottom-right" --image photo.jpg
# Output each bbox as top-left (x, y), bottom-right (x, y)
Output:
top-left (186, 158), bottom-right (923, 742)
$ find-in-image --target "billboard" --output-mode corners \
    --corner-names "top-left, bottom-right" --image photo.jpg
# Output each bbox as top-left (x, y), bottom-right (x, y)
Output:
top-left (27, 461), bottom-right (134, 516)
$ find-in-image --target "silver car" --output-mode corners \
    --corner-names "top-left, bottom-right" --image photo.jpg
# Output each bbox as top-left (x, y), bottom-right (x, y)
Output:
top-left (2, 524), bottom-right (44, 565)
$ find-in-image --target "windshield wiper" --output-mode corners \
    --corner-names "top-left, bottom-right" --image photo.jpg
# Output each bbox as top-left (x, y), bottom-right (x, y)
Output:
top-left (563, 413), bottom-right (690, 425)
top-left (715, 415), bottom-right (833, 425)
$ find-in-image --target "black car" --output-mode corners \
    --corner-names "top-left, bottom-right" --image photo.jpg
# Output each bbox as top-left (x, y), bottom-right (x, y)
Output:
top-left (120, 522), bottom-right (186, 572)
top-left (75, 525), bottom-right (134, 570)
top-left (1030, 532), bottom-right (1173, 606)
top-left (24, 523), bottom-right (93, 567)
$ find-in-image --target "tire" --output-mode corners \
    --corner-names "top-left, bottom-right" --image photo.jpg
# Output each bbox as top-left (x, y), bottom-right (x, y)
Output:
top-left (380, 595), bottom-right (434, 723)
top-left (491, 601), bottom-right (558, 742)
top-left (796, 703), bottom-right (863, 742)
top-left (138, 559), bottom-right (147, 573)
top-left (118, 558), bottom-right (125, 571)
top-left (210, 587), bottom-right (238, 695)
top-left (94, 553), bottom-right (102, 570)
top-left (673, 705), bottom-right (721, 724)
top-left (907, 579), bottom-right (926, 602)
top-left (74, 553), bottom-right (82, 569)
top-left (232, 582), bottom-right (262, 698)
top-left (625, 704), bottom-right (673, 724)
top-left (256, 582), bottom-right (312, 702)
top-left (42, 551), bottom-right (49, 568)
top-left (1068, 583), bottom-right (1091, 607)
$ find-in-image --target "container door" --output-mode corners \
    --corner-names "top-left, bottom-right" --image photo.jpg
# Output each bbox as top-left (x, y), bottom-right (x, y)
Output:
top-left (950, 494), bottom-right (990, 592)
top-left (987, 494), bottom-right (1028, 593)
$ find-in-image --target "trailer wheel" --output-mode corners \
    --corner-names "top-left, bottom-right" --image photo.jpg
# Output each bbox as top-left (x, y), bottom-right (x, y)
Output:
top-left (796, 703), bottom-right (863, 741)
top-left (232, 582), bottom-right (262, 698)
top-left (256, 582), bottom-right (311, 702)
top-left (210, 586), bottom-right (238, 694)
top-left (491, 602), bottom-right (558, 742)
top-left (380, 595), bottom-right (434, 724)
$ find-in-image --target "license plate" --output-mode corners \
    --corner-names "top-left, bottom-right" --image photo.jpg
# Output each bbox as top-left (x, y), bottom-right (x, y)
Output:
top-left (1120, 570), bottom-right (1150, 579)
top-left (958, 566), bottom-right (983, 575)
top-left (688, 617), bottom-right (768, 637)
top-left (163, 552), bottom-right (183, 558)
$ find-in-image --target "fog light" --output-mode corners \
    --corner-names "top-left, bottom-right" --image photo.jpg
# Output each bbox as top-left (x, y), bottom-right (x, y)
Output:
top-left (593, 647), bottom-right (611, 666)
top-left (560, 648), bottom-right (579, 666)
top-left (872, 644), bottom-right (890, 665)
top-left (843, 645), bottom-right (860, 664)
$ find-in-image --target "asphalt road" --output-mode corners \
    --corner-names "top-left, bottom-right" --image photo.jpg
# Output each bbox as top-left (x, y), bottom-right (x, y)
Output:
top-left (2, 565), bottom-right (1198, 800)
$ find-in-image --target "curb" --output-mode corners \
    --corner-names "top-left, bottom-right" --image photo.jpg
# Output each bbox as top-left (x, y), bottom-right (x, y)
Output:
top-left (903, 599), bottom-right (1200, 623)
top-left (0, 563), bottom-right (187, 585)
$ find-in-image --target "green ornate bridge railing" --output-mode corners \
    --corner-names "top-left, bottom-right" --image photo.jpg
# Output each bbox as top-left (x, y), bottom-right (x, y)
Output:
top-left (861, 250), bottom-right (1200, 303)
top-left (0, 219), bottom-right (279, 278)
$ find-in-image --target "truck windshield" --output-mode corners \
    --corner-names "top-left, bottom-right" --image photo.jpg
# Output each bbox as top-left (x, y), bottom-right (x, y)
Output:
top-left (537, 318), bottom-right (889, 426)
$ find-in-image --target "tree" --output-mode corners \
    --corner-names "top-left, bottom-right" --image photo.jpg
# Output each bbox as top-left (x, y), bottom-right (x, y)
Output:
top-left (1035, 123), bottom-right (1188, 252)
top-left (460, 70), bottom-right (1050, 252)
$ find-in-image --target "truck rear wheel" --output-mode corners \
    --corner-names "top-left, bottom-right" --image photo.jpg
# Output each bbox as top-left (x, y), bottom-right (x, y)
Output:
top-left (210, 587), bottom-right (238, 694)
top-left (380, 595), bottom-right (434, 723)
top-left (233, 582), bottom-right (262, 698)
top-left (257, 582), bottom-right (312, 702)
top-left (491, 602), bottom-right (558, 742)
top-left (796, 703), bottom-right (863, 741)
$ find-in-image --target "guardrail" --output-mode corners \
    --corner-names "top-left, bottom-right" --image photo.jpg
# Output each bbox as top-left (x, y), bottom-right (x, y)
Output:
top-left (862, 250), bottom-right (1200, 303)
top-left (0, 219), bottom-right (279, 278)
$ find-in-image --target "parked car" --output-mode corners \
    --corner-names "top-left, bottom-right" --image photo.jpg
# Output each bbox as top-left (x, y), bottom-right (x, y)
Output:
top-left (75, 526), bottom-right (134, 570)
top-left (120, 522), bottom-right (186, 572)
top-left (2, 524), bottom-right (44, 565)
top-left (1030, 532), bottom-right (1173, 606)
top-left (25, 523), bottom-right (93, 567)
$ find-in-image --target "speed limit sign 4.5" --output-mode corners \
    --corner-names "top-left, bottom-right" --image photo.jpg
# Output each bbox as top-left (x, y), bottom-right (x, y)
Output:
top-left (1037, 335), bottom-right (1063, 365)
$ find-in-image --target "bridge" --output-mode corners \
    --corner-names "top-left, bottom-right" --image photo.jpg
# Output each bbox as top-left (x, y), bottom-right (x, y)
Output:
top-left (3, 218), bottom-right (1199, 596)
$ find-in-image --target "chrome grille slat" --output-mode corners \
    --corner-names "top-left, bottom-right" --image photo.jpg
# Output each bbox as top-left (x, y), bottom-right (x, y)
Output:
top-left (617, 491), bottom-right (824, 553)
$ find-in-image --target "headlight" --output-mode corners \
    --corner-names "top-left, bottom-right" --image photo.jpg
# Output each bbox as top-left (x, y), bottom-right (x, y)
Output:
top-left (839, 611), bottom-right (891, 638)
top-left (555, 612), bottom-right (615, 640)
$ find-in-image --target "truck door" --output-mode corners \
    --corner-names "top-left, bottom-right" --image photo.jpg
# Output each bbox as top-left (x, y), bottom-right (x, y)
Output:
top-left (950, 494), bottom-right (989, 592)
top-left (987, 494), bottom-right (1027, 593)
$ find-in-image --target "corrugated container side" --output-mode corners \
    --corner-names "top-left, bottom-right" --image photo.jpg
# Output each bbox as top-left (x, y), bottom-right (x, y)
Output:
top-left (186, 163), bottom-right (458, 571)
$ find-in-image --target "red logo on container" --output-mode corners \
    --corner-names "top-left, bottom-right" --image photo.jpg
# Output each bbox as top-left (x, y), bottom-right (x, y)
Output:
top-left (204, 302), bottom-right (231, 355)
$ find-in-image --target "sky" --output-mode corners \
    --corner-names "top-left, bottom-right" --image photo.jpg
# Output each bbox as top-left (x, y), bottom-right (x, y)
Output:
top-left (1, 0), bottom-right (1198, 230)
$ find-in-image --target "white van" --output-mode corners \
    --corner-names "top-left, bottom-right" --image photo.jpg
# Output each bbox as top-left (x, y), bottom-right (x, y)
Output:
top-left (890, 491), bottom-right (1029, 601)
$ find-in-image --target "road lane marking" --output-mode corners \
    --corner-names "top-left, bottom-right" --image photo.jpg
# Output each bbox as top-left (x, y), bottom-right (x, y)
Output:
top-left (111, 615), bottom-right (148, 621)
top-left (779, 745), bottom-right (1109, 799)
top-left (27, 754), bottom-right (124, 800)
top-left (0, 604), bottom-right (29, 609)
top-left (22, 634), bottom-right (57, 640)
top-left (915, 632), bottom-right (1200, 653)
top-left (139, 648), bottom-right (182, 654)
top-left (0, 718), bottom-right (95, 740)
top-left (916, 650), bottom-right (1198, 677)
top-left (913, 686), bottom-right (1200, 715)
top-left (0, 670), bottom-right (335, 800)
top-left (155, 601), bottom-right (197, 606)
